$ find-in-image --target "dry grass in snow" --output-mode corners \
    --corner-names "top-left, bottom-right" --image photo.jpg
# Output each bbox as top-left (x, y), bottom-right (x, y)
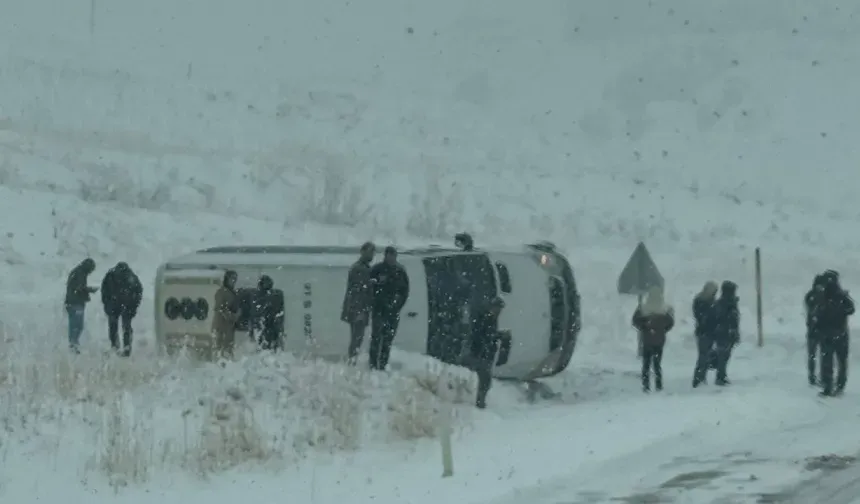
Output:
top-left (0, 333), bottom-right (477, 488)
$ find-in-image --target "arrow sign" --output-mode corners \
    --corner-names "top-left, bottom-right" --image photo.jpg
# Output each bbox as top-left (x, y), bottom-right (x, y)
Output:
top-left (617, 242), bottom-right (664, 296)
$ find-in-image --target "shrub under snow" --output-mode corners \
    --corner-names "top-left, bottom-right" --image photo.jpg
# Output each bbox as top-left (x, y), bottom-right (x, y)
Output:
top-left (0, 334), bottom-right (477, 486)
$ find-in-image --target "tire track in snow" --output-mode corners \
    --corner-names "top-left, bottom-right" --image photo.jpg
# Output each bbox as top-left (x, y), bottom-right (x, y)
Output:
top-left (769, 454), bottom-right (860, 504)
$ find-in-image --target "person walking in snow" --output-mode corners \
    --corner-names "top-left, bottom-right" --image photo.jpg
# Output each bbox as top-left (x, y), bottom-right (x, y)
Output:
top-left (64, 258), bottom-right (99, 353)
top-left (368, 246), bottom-right (409, 371)
top-left (463, 296), bottom-right (508, 409)
top-left (632, 286), bottom-right (674, 392)
top-left (813, 270), bottom-right (854, 397)
top-left (341, 242), bottom-right (375, 364)
top-left (804, 274), bottom-right (827, 385)
top-left (100, 261), bottom-right (143, 357)
top-left (712, 281), bottom-right (740, 386)
top-left (692, 281), bottom-right (718, 387)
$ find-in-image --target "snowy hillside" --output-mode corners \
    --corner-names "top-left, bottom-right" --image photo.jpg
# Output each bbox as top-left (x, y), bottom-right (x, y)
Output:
top-left (3, 0), bottom-right (860, 502)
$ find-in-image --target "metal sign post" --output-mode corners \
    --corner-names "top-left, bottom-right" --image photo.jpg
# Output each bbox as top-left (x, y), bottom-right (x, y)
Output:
top-left (617, 242), bottom-right (665, 358)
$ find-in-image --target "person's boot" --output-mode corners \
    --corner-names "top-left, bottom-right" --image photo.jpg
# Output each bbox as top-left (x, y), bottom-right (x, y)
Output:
top-left (819, 388), bottom-right (833, 397)
top-left (476, 390), bottom-right (487, 409)
top-left (808, 375), bottom-right (817, 386)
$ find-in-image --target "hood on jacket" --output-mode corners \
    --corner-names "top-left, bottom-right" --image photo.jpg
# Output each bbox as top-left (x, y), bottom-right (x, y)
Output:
top-left (80, 258), bottom-right (96, 273)
top-left (720, 280), bottom-right (738, 301)
top-left (812, 274), bottom-right (827, 291)
top-left (696, 281), bottom-right (718, 300)
top-left (821, 270), bottom-right (842, 294)
top-left (641, 286), bottom-right (671, 315)
top-left (258, 275), bottom-right (274, 291)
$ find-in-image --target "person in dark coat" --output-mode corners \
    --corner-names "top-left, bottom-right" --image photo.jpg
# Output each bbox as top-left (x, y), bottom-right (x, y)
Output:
top-left (341, 242), bottom-right (375, 364)
top-left (463, 296), bottom-right (506, 409)
top-left (252, 275), bottom-right (285, 351)
top-left (632, 286), bottom-right (675, 392)
top-left (804, 274), bottom-right (827, 385)
top-left (212, 270), bottom-right (240, 359)
top-left (692, 281), bottom-right (718, 387)
top-left (368, 246), bottom-right (410, 370)
top-left (712, 280), bottom-right (740, 386)
top-left (100, 262), bottom-right (143, 356)
top-left (814, 270), bottom-right (854, 397)
top-left (64, 258), bottom-right (98, 353)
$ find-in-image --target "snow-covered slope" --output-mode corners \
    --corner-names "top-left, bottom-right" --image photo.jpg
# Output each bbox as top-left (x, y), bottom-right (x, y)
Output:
top-left (2, 0), bottom-right (860, 502)
top-left (2, 0), bottom-right (860, 248)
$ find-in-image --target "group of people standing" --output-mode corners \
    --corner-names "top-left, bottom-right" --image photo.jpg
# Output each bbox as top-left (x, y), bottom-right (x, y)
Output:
top-left (340, 242), bottom-right (411, 371)
top-left (629, 280), bottom-right (740, 392)
top-left (64, 258), bottom-right (143, 356)
top-left (691, 280), bottom-right (741, 388)
top-left (211, 269), bottom-right (286, 359)
top-left (804, 270), bottom-right (854, 397)
top-left (340, 242), bottom-right (509, 409)
top-left (64, 257), bottom-right (286, 360)
top-left (633, 271), bottom-right (855, 398)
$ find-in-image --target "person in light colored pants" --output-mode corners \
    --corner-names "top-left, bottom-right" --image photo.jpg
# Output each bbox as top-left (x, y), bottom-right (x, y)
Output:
top-left (66, 305), bottom-right (85, 352)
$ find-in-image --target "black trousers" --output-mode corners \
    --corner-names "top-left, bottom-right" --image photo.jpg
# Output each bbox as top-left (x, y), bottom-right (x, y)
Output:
top-left (641, 343), bottom-right (664, 390)
top-left (107, 312), bottom-right (134, 356)
top-left (807, 333), bottom-right (820, 381)
top-left (369, 313), bottom-right (399, 370)
top-left (693, 334), bottom-right (714, 386)
top-left (462, 354), bottom-right (494, 408)
top-left (258, 328), bottom-right (282, 351)
top-left (714, 342), bottom-right (734, 383)
top-left (347, 321), bottom-right (367, 363)
top-left (820, 335), bottom-right (849, 393)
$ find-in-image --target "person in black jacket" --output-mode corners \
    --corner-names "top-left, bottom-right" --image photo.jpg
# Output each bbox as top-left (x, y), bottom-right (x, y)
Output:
top-left (369, 246), bottom-right (410, 370)
top-left (251, 275), bottom-right (285, 351)
top-left (814, 270), bottom-right (854, 397)
top-left (100, 262), bottom-right (143, 356)
top-left (341, 242), bottom-right (375, 364)
top-left (464, 296), bottom-right (506, 409)
top-left (712, 281), bottom-right (740, 386)
top-left (692, 281), bottom-right (718, 387)
top-left (804, 274), bottom-right (827, 385)
top-left (64, 258), bottom-right (98, 353)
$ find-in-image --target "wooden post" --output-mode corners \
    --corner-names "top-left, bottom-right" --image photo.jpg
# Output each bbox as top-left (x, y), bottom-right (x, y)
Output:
top-left (440, 402), bottom-right (453, 477)
top-left (755, 247), bottom-right (763, 347)
top-left (636, 293), bottom-right (643, 357)
top-left (89, 0), bottom-right (96, 36)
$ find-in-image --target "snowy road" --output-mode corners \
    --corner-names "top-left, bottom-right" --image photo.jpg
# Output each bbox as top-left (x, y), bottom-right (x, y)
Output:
top-left (479, 383), bottom-right (860, 504)
top-left (773, 452), bottom-right (860, 504)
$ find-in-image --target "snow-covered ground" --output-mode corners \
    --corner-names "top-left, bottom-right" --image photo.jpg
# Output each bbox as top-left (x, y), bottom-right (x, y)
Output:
top-left (2, 0), bottom-right (860, 502)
